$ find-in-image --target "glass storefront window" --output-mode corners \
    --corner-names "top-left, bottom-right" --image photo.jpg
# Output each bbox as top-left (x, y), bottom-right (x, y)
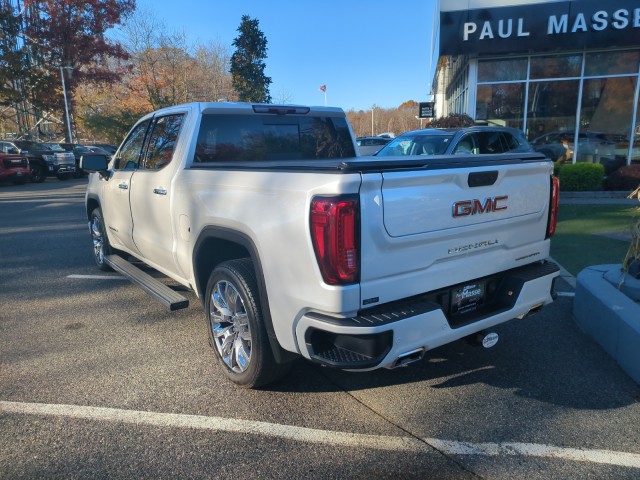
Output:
top-left (579, 77), bottom-right (638, 175)
top-left (478, 58), bottom-right (527, 83)
top-left (585, 51), bottom-right (640, 77)
top-left (476, 83), bottom-right (524, 129)
top-left (635, 92), bottom-right (640, 164)
top-left (526, 80), bottom-right (580, 163)
top-left (530, 54), bottom-right (582, 79)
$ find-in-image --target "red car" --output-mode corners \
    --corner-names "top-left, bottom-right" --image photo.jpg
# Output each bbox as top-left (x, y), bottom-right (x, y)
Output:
top-left (0, 141), bottom-right (31, 184)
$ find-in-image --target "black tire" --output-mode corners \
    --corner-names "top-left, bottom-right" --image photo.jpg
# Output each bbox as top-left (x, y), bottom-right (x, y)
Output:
top-left (89, 207), bottom-right (113, 271)
top-left (205, 258), bottom-right (289, 388)
top-left (30, 165), bottom-right (47, 183)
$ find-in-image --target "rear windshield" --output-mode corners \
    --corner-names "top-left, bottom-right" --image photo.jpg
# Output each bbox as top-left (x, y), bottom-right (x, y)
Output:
top-left (193, 114), bottom-right (356, 162)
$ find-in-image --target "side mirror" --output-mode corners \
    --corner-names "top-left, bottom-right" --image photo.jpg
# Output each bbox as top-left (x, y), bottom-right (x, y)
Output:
top-left (80, 154), bottom-right (109, 178)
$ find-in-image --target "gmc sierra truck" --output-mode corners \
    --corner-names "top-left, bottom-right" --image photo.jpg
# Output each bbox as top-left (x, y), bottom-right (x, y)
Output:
top-left (81, 102), bottom-right (560, 388)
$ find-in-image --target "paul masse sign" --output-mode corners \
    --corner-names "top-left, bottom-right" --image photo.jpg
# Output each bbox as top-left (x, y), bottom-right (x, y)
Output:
top-left (440, 0), bottom-right (640, 56)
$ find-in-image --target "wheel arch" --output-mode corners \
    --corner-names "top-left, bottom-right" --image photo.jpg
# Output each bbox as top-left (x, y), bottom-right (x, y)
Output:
top-left (193, 226), bottom-right (297, 364)
top-left (86, 195), bottom-right (101, 221)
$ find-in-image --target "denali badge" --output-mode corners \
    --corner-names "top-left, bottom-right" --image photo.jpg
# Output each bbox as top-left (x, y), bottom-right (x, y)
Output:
top-left (448, 239), bottom-right (498, 255)
top-left (452, 196), bottom-right (508, 217)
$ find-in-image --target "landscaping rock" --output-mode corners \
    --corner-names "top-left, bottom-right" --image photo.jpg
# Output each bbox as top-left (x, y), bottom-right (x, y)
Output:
top-left (574, 265), bottom-right (640, 385)
top-left (603, 266), bottom-right (640, 301)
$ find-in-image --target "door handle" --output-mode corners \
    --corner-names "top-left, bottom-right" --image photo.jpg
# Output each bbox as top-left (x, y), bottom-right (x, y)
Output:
top-left (118, 183), bottom-right (128, 190)
top-left (153, 188), bottom-right (167, 196)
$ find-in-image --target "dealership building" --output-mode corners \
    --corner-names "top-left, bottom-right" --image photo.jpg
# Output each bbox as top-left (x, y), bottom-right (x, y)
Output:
top-left (433, 0), bottom-right (640, 174)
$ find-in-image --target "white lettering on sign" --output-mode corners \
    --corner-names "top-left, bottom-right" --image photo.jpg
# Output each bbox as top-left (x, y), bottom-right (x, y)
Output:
top-left (451, 8), bottom-right (640, 42)
top-left (518, 18), bottom-right (530, 37)
top-left (464, 18), bottom-right (530, 41)
top-left (547, 8), bottom-right (640, 34)
top-left (592, 11), bottom-right (608, 31)
top-left (480, 21), bottom-right (494, 39)
top-left (463, 22), bottom-right (477, 41)
top-left (548, 14), bottom-right (568, 34)
top-left (612, 9), bottom-right (629, 29)
top-left (572, 13), bottom-right (588, 33)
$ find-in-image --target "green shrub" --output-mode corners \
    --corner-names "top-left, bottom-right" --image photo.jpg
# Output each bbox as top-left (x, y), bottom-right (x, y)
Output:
top-left (427, 114), bottom-right (474, 128)
top-left (557, 163), bottom-right (605, 191)
top-left (604, 164), bottom-right (640, 191)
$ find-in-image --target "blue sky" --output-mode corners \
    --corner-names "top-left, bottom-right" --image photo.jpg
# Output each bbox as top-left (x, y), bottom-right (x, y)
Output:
top-left (134, 0), bottom-right (439, 111)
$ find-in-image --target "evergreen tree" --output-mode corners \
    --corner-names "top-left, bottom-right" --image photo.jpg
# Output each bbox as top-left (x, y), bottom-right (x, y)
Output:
top-left (230, 15), bottom-right (271, 103)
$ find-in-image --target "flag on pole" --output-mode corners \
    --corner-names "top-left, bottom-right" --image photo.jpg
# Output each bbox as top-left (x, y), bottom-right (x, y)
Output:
top-left (319, 85), bottom-right (327, 106)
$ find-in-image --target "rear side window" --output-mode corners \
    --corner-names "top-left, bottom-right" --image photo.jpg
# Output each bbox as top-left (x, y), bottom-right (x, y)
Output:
top-left (501, 132), bottom-right (526, 152)
top-left (194, 114), bottom-right (356, 162)
top-left (476, 131), bottom-right (531, 154)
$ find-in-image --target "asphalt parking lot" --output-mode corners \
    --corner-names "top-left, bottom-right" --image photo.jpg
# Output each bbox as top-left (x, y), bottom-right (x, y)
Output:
top-left (1, 178), bottom-right (639, 479)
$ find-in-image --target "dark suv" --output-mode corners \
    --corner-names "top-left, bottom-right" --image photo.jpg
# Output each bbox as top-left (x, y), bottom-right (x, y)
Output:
top-left (13, 141), bottom-right (76, 182)
top-left (375, 126), bottom-right (533, 157)
top-left (59, 143), bottom-right (95, 177)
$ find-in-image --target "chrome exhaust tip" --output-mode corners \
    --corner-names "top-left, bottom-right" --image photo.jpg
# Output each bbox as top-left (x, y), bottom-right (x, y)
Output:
top-left (393, 348), bottom-right (425, 368)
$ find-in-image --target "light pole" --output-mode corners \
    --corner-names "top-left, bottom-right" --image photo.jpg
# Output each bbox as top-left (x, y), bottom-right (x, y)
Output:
top-left (371, 105), bottom-right (375, 136)
top-left (60, 66), bottom-right (73, 143)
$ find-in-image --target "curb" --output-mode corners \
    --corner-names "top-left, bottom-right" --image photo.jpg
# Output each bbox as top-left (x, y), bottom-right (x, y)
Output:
top-left (560, 191), bottom-right (632, 199)
top-left (560, 191), bottom-right (637, 206)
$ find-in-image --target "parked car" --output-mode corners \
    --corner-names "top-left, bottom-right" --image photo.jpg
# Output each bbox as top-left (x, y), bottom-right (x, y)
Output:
top-left (59, 143), bottom-right (96, 177)
top-left (89, 143), bottom-right (118, 155)
top-left (0, 141), bottom-right (31, 184)
top-left (530, 130), bottom-right (626, 165)
top-left (85, 145), bottom-right (114, 157)
top-left (375, 126), bottom-right (532, 157)
top-left (356, 136), bottom-right (392, 155)
top-left (12, 140), bottom-right (76, 182)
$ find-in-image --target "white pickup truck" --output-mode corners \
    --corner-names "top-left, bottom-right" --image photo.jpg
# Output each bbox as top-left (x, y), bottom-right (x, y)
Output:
top-left (82, 102), bottom-right (560, 388)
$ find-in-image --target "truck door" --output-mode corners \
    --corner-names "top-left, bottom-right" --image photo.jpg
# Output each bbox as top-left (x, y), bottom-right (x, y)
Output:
top-left (101, 119), bottom-right (151, 255)
top-left (129, 113), bottom-right (185, 273)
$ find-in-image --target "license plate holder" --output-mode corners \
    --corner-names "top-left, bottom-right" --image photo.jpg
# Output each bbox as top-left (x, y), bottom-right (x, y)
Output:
top-left (450, 281), bottom-right (486, 316)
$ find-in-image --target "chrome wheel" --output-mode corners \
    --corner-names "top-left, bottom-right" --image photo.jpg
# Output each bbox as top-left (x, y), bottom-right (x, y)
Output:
top-left (89, 208), bottom-right (111, 271)
top-left (209, 279), bottom-right (252, 373)
top-left (91, 215), bottom-right (105, 264)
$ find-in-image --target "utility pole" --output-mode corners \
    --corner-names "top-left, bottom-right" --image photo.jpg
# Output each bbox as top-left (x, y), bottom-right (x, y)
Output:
top-left (60, 66), bottom-right (73, 143)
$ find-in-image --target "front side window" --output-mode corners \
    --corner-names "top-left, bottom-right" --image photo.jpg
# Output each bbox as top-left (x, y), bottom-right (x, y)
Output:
top-left (194, 114), bottom-right (355, 162)
top-left (453, 134), bottom-right (479, 155)
top-left (142, 114), bottom-right (184, 170)
top-left (116, 120), bottom-right (151, 170)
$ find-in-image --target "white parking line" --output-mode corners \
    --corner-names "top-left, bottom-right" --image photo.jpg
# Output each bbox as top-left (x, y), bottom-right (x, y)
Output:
top-left (67, 274), bottom-right (127, 280)
top-left (556, 292), bottom-right (576, 297)
top-left (2, 401), bottom-right (639, 468)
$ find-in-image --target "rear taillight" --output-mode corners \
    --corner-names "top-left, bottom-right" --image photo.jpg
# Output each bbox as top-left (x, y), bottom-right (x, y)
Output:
top-left (310, 195), bottom-right (360, 285)
top-left (546, 176), bottom-right (560, 238)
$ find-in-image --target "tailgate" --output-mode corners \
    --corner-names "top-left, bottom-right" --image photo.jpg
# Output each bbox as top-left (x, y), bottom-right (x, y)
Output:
top-left (382, 163), bottom-right (548, 237)
top-left (359, 160), bottom-right (554, 307)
